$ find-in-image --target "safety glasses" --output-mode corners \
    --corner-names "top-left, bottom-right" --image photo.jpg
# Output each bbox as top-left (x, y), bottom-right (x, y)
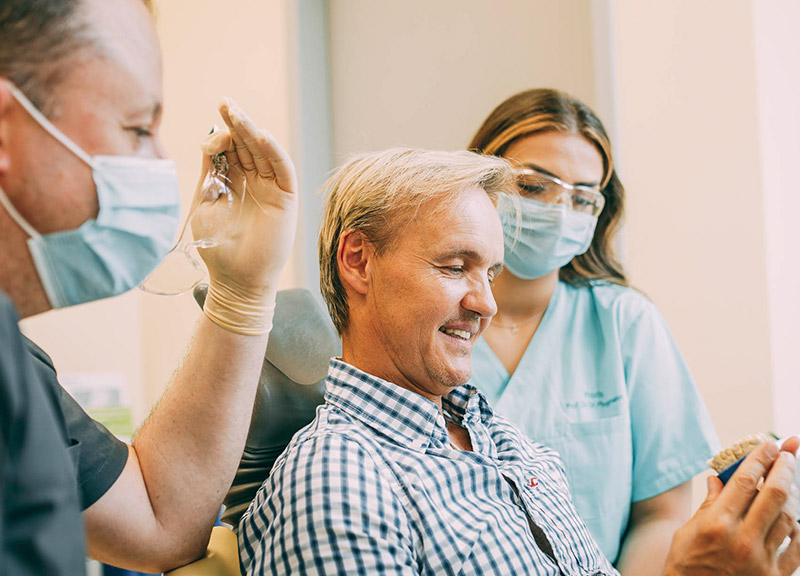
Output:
top-left (515, 167), bottom-right (605, 217)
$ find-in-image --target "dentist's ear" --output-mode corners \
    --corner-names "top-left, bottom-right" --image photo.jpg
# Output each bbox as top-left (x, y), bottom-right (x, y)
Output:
top-left (337, 229), bottom-right (373, 297)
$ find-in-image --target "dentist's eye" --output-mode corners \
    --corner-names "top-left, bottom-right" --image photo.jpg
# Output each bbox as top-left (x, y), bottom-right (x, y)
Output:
top-left (135, 127), bottom-right (153, 139)
top-left (441, 266), bottom-right (464, 276)
top-left (126, 126), bottom-right (154, 147)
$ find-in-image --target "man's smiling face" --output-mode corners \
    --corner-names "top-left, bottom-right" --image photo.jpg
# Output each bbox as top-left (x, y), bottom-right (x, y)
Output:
top-left (362, 185), bottom-right (505, 401)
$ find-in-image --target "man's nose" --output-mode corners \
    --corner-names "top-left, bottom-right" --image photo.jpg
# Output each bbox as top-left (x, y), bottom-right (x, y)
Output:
top-left (463, 274), bottom-right (497, 319)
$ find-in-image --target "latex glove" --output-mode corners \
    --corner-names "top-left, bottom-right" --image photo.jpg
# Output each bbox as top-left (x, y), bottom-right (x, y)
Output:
top-left (663, 437), bottom-right (800, 576)
top-left (193, 99), bottom-right (298, 335)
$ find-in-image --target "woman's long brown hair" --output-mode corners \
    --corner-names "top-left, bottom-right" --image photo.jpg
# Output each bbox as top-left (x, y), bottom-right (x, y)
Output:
top-left (469, 88), bottom-right (628, 287)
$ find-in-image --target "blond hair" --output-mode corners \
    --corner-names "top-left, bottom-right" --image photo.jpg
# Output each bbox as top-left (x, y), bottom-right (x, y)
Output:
top-left (319, 148), bottom-right (515, 334)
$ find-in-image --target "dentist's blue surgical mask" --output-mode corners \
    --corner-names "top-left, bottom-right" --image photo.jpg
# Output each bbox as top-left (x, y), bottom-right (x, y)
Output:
top-left (0, 82), bottom-right (180, 308)
top-left (497, 193), bottom-right (597, 280)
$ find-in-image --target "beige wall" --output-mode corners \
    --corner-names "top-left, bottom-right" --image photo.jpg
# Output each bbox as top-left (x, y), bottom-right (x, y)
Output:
top-left (753, 0), bottom-right (800, 437)
top-left (609, 1), bottom-right (774, 445)
top-left (328, 0), bottom-right (597, 158)
top-left (609, 0), bottom-right (798, 444)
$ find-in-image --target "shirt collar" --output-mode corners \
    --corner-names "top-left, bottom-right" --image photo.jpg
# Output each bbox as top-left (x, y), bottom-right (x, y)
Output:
top-left (325, 359), bottom-right (494, 452)
top-left (443, 383), bottom-right (495, 427)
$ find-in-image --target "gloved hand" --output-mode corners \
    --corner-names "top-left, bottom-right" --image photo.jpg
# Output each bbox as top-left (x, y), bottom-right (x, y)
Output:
top-left (193, 99), bottom-right (298, 335)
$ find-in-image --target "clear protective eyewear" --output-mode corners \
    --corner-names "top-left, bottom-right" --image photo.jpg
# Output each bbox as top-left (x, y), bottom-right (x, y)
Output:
top-left (515, 167), bottom-right (605, 217)
top-left (140, 148), bottom-right (246, 296)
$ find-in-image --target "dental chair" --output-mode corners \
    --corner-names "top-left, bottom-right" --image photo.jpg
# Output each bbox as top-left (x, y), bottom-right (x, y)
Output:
top-left (166, 287), bottom-right (340, 576)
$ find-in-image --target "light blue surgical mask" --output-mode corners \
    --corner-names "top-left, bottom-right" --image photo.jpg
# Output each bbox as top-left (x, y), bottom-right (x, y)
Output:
top-left (497, 193), bottom-right (597, 280)
top-left (0, 82), bottom-right (180, 308)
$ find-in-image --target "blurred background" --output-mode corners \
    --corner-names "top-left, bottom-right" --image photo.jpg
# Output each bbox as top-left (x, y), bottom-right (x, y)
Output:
top-left (20, 0), bottom-right (799, 489)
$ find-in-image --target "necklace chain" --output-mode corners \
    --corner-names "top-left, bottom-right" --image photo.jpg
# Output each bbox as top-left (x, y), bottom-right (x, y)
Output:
top-left (490, 313), bottom-right (541, 334)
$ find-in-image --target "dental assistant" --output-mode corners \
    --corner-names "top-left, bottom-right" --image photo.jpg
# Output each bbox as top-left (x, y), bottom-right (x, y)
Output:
top-left (468, 88), bottom-right (719, 574)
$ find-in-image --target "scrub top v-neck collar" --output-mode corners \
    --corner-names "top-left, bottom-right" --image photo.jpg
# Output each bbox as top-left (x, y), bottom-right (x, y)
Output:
top-left (475, 281), bottom-right (563, 404)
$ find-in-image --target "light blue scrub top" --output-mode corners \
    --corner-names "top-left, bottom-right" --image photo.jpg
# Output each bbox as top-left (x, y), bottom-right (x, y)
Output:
top-left (470, 281), bottom-right (719, 563)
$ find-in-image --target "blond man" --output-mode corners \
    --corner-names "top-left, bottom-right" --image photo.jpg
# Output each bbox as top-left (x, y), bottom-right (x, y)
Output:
top-left (239, 147), bottom-right (799, 576)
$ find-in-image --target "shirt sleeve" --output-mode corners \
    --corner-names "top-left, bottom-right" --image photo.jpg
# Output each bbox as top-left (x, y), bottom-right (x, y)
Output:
top-left (22, 338), bottom-right (128, 510)
top-left (239, 433), bottom-right (417, 576)
top-left (623, 299), bottom-right (720, 502)
top-left (57, 387), bottom-right (129, 509)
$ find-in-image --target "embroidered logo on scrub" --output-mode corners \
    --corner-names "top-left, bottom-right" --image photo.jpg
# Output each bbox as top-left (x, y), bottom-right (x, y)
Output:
top-left (563, 391), bottom-right (622, 411)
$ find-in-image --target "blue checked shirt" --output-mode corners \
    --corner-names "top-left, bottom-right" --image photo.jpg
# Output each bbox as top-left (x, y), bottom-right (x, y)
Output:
top-left (240, 359), bottom-right (619, 576)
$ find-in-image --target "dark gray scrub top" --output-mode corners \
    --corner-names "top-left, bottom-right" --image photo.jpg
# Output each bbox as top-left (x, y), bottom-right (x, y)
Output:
top-left (22, 335), bottom-right (129, 511)
top-left (1, 291), bottom-right (128, 574)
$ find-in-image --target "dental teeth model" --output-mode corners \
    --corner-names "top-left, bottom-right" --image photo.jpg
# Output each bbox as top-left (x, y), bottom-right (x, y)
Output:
top-left (708, 432), bottom-right (782, 485)
top-left (709, 432), bottom-right (800, 523)
top-left (709, 433), bottom-right (772, 474)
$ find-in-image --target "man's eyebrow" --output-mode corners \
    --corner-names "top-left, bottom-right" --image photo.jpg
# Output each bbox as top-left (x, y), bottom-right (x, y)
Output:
top-left (523, 162), bottom-right (600, 188)
top-left (437, 248), bottom-right (484, 261)
top-left (437, 249), bottom-right (503, 273)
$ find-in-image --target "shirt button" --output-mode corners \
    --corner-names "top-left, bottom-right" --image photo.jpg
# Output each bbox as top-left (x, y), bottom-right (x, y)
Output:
top-left (436, 414), bottom-right (446, 428)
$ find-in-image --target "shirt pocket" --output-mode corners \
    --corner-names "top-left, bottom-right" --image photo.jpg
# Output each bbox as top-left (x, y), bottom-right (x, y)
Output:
top-left (541, 414), bottom-right (632, 562)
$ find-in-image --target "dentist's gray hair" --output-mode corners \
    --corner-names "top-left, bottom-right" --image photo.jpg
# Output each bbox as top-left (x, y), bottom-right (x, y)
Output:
top-left (0, 0), bottom-right (154, 116)
top-left (318, 147), bottom-right (516, 335)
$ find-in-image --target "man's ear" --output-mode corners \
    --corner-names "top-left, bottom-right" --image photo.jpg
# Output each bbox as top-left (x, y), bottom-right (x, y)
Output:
top-left (337, 229), bottom-right (373, 296)
top-left (0, 80), bottom-right (14, 174)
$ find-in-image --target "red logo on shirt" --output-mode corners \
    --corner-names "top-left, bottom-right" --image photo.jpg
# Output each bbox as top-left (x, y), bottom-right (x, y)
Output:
top-left (526, 477), bottom-right (539, 488)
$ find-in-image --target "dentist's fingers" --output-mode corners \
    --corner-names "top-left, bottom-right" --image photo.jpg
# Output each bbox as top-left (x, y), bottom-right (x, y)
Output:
top-left (777, 522), bottom-right (800, 576)
top-left (745, 450), bottom-right (797, 538)
top-left (704, 474), bottom-right (724, 506)
top-left (226, 106), bottom-right (277, 180)
top-left (764, 479), bottom-right (798, 555)
top-left (199, 128), bottom-right (233, 175)
top-left (200, 128), bottom-right (232, 157)
top-left (765, 513), bottom-right (798, 558)
top-left (256, 128), bottom-right (296, 194)
top-left (219, 98), bottom-right (252, 171)
top-left (781, 436), bottom-right (800, 455)
top-left (717, 442), bottom-right (781, 516)
top-left (188, 129), bottom-right (236, 214)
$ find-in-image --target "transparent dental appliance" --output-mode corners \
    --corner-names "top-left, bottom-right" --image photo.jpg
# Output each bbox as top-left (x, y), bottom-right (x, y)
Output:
top-left (140, 150), bottom-right (245, 296)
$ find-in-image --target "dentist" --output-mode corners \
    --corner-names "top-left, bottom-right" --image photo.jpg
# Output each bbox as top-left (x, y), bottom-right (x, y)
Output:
top-left (0, 0), bottom-right (297, 573)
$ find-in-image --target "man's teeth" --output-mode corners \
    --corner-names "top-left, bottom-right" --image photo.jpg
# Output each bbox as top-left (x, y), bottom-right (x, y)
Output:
top-left (442, 328), bottom-right (471, 340)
